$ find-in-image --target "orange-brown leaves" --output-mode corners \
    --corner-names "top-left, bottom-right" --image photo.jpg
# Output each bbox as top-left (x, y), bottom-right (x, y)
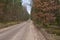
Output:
top-left (32, 0), bottom-right (60, 25)
top-left (36, 13), bottom-right (56, 24)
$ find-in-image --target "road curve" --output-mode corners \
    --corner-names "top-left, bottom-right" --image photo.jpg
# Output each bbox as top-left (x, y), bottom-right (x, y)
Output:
top-left (0, 20), bottom-right (46, 40)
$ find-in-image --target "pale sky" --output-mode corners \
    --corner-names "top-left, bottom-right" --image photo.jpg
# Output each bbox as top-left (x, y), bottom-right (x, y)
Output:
top-left (22, 0), bottom-right (32, 14)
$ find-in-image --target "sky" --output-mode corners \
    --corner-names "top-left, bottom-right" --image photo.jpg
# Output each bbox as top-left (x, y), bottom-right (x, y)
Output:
top-left (22, 0), bottom-right (32, 14)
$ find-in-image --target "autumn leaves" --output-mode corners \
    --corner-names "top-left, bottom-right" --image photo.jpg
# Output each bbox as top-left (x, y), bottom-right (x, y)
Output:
top-left (32, 0), bottom-right (60, 26)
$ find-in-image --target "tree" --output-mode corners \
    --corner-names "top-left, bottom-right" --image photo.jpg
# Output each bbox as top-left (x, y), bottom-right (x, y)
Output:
top-left (31, 0), bottom-right (60, 26)
top-left (0, 0), bottom-right (29, 22)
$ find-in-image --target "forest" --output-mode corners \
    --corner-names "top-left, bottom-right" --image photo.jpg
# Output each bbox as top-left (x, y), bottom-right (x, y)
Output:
top-left (0, 0), bottom-right (60, 37)
top-left (0, 0), bottom-right (29, 28)
top-left (31, 0), bottom-right (60, 36)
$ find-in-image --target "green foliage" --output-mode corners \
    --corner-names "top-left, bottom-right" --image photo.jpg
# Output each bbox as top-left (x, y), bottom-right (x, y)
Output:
top-left (0, 0), bottom-right (29, 29)
top-left (0, 0), bottom-right (7, 3)
top-left (0, 0), bottom-right (29, 22)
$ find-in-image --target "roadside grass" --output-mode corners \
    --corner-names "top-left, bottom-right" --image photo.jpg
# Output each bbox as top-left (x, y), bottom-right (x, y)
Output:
top-left (43, 26), bottom-right (60, 40)
top-left (34, 21), bottom-right (60, 36)
top-left (44, 27), bottom-right (60, 36)
top-left (0, 21), bottom-right (21, 29)
top-left (41, 25), bottom-right (60, 36)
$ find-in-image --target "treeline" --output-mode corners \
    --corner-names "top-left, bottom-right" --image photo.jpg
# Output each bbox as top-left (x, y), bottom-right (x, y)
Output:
top-left (31, 0), bottom-right (60, 26)
top-left (0, 0), bottom-right (29, 23)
